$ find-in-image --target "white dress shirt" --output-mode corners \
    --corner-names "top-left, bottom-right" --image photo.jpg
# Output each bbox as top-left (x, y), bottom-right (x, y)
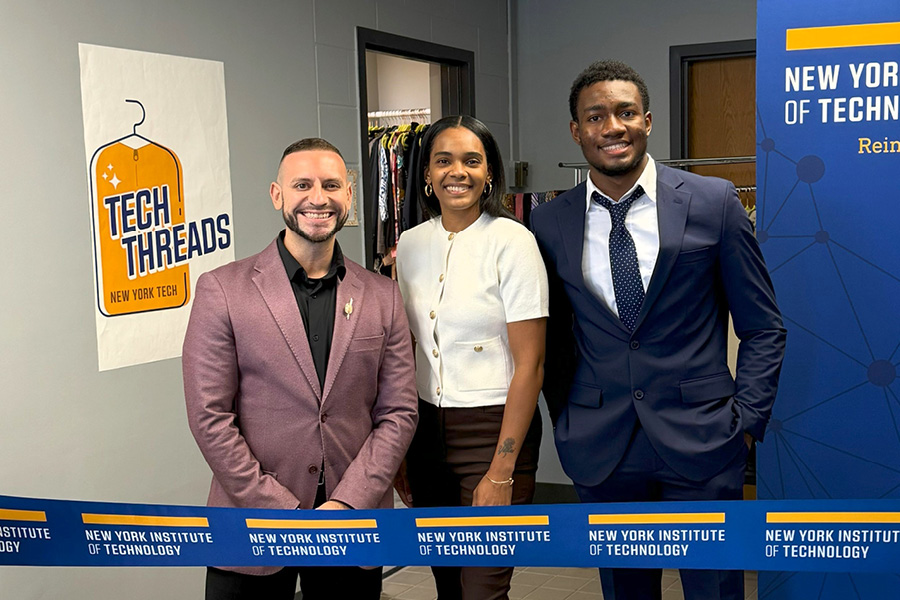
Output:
top-left (582, 156), bottom-right (660, 316)
top-left (396, 213), bottom-right (549, 408)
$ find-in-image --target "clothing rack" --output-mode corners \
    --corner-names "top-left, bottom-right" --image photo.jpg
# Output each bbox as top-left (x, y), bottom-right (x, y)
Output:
top-left (365, 123), bottom-right (432, 277)
top-left (558, 155), bottom-right (756, 185)
top-left (367, 108), bottom-right (432, 126)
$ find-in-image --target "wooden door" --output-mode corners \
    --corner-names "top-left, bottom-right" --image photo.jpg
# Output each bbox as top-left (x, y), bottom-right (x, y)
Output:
top-left (687, 56), bottom-right (757, 210)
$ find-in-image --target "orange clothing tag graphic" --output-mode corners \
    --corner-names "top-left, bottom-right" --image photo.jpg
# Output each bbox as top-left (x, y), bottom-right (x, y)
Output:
top-left (90, 136), bottom-right (190, 316)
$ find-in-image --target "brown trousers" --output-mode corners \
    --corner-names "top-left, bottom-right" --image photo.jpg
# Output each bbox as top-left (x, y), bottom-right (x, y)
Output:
top-left (406, 399), bottom-right (541, 600)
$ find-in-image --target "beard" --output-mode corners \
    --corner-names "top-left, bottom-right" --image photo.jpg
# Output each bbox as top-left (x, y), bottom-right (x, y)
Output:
top-left (589, 147), bottom-right (647, 178)
top-left (283, 206), bottom-right (349, 243)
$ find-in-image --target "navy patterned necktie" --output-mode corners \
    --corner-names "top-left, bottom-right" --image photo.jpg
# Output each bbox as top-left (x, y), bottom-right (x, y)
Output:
top-left (592, 185), bottom-right (646, 331)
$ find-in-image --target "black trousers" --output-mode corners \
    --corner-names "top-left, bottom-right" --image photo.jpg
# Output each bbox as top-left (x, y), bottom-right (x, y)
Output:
top-left (205, 565), bottom-right (382, 600)
top-left (406, 399), bottom-right (541, 600)
top-left (205, 480), bottom-right (382, 600)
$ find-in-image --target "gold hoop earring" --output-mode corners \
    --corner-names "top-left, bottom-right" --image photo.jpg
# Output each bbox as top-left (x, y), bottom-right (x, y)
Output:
top-left (483, 180), bottom-right (493, 197)
top-left (424, 183), bottom-right (433, 197)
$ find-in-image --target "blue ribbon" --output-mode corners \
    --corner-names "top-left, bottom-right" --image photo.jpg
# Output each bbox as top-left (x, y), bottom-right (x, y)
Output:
top-left (2, 494), bottom-right (899, 572)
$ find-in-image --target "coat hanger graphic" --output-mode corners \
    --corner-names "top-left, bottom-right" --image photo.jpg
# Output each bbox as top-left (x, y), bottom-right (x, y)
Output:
top-left (125, 99), bottom-right (148, 160)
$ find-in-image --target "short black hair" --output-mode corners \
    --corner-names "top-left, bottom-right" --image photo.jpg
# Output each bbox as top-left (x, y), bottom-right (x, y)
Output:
top-left (418, 115), bottom-right (512, 220)
top-left (568, 60), bottom-right (650, 121)
top-left (280, 138), bottom-right (344, 163)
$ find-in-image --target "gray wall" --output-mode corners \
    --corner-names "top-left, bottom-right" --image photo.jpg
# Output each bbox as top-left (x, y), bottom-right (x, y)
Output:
top-left (514, 0), bottom-right (757, 484)
top-left (0, 0), bottom-right (509, 598)
top-left (515, 0), bottom-right (757, 193)
top-left (0, 0), bottom-right (760, 594)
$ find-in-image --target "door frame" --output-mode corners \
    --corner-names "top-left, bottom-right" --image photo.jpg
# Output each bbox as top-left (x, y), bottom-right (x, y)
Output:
top-left (356, 27), bottom-right (475, 268)
top-left (669, 39), bottom-right (755, 160)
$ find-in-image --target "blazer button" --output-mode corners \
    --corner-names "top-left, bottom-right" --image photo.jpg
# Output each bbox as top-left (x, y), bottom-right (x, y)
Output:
top-left (320, 413), bottom-right (328, 423)
top-left (630, 340), bottom-right (640, 350)
top-left (429, 311), bottom-right (436, 319)
top-left (633, 389), bottom-right (644, 400)
top-left (432, 349), bottom-right (439, 357)
top-left (308, 465), bottom-right (318, 474)
top-left (448, 233), bottom-right (455, 240)
top-left (436, 386), bottom-right (441, 395)
top-left (439, 274), bottom-right (444, 282)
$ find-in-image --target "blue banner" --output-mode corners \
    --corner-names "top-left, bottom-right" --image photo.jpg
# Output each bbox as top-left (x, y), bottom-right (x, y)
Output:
top-left (756, 0), bottom-right (900, 597)
top-left (2, 494), bottom-right (900, 572)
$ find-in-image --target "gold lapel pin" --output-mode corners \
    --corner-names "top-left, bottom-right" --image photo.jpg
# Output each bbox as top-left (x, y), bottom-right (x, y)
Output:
top-left (344, 298), bottom-right (354, 320)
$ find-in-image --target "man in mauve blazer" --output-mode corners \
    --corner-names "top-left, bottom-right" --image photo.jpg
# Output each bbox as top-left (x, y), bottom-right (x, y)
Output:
top-left (530, 61), bottom-right (785, 600)
top-left (184, 138), bottom-right (417, 600)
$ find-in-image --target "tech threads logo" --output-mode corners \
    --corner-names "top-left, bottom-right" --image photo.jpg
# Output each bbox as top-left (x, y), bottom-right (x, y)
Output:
top-left (88, 100), bottom-right (231, 316)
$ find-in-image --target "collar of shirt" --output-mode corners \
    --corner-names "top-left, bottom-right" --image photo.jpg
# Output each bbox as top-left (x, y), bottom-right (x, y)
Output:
top-left (584, 155), bottom-right (658, 214)
top-left (276, 231), bottom-right (346, 289)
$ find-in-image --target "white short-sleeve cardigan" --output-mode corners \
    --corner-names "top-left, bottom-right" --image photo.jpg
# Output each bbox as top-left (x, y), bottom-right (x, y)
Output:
top-left (396, 212), bottom-right (549, 408)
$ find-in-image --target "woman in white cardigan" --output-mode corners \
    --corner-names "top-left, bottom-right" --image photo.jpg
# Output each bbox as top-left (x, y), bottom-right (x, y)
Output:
top-left (395, 115), bottom-right (549, 600)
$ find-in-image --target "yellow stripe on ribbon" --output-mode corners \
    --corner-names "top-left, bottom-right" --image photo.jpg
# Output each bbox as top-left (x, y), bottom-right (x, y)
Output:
top-left (245, 519), bottom-right (378, 530)
top-left (767, 512), bottom-right (900, 524)
top-left (81, 514), bottom-right (209, 527)
top-left (787, 21), bottom-right (900, 51)
top-left (0, 509), bottom-right (47, 523)
top-left (415, 516), bottom-right (549, 528)
top-left (589, 513), bottom-right (725, 525)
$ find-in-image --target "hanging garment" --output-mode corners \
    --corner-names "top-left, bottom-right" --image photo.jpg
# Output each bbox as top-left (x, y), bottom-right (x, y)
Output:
top-left (402, 124), bottom-right (430, 231)
top-left (364, 123), bottom-right (432, 273)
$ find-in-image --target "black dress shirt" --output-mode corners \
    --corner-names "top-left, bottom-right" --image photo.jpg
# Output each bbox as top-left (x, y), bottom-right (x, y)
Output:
top-left (276, 232), bottom-right (346, 391)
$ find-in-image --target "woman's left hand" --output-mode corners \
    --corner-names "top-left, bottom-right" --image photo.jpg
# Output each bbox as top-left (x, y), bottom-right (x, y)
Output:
top-left (472, 476), bottom-right (514, 506)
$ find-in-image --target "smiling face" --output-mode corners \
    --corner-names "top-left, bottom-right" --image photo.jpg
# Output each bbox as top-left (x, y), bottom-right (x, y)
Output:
top-left (270, 149), bottom-right (351, 245)
top-left (570, 79), bottom-right (652, 194)
top-left (424, 126), bottom-right (491, 229)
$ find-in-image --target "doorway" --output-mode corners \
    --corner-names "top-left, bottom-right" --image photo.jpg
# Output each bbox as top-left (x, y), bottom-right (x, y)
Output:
top-left (356, 28), bottom-right (475, 269)
top-left (670, 40), bottom-right (757, 209)
top-left (365, 51), bottom-right (442, 127)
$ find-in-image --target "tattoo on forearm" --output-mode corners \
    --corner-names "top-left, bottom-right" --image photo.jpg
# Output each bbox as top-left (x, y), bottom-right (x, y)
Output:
top-left (498, 438), bottom-right (516, 456)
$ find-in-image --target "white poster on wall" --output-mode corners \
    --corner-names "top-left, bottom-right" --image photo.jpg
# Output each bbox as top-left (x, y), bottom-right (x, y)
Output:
top-left (79, 43), bottom-right (235, 371)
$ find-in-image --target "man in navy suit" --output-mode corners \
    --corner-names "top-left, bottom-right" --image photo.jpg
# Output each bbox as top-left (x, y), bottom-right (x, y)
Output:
top-left (530, 60), bottom-right (785, 600)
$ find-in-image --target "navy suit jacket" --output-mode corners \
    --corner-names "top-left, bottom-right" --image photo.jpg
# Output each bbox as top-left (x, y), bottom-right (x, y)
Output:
top-left (530, 164), bottom-right (786, 486)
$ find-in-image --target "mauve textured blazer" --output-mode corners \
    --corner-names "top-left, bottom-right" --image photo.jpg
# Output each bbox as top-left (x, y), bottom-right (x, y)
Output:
top-left (183, 238), bottom-right (418, 575)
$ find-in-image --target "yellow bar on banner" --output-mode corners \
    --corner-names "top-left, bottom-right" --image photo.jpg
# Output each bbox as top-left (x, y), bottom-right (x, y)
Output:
top-left (589, 513), bottom-right (725, 525)
top-left (245, 518), bottom-right (378, 530)
top-left (81, 514), bottom-right (209, 527)
top-left (0, 508), bottom-right (47, 523)
top-left (767, 512), bottom-right (900, 524)
top-left (786, 21), bottom-right (900, 51)
top-left (415, 516), bottom-right (549, 528)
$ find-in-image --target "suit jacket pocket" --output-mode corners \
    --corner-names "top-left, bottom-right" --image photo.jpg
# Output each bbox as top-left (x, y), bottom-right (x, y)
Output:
top-left (675, 246), bottom-right (713, 265)
top-left (680, 372), bottom-right (736, 404)
top-left (456, 336), bottom-right (510, 392)
top-left (569, 381), bottom-right (603, 408)
top-left (349, 333), bottom-right (385, 352)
